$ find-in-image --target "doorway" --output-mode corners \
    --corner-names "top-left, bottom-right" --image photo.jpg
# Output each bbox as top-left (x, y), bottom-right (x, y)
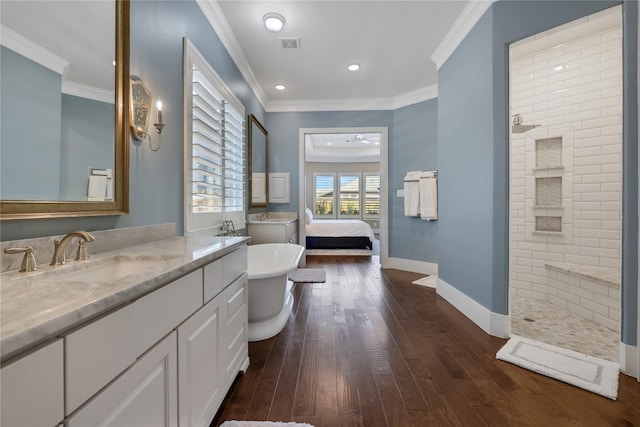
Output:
top-left (298, 127), bottom-right (389, 267)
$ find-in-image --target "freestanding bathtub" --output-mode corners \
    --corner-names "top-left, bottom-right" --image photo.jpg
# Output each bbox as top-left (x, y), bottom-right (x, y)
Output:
top-left (247, 243), bottom-right (305, 341)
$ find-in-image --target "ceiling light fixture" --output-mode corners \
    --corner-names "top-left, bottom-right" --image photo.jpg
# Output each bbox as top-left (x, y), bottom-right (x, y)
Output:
top-left (263, 13), bottom-right (285, 32)
top-left (275, 84), bottom-right (286, 90)
top-left (347, 64), bottom-right (360, 71)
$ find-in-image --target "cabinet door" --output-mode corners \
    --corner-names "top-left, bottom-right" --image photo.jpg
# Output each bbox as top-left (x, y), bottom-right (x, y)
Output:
top-left (67, 333), bottom-right (178, 427)
top-left (220, 273), bottom-right (249, 390)
top-left (178, 297), bottom-right (222, 427)
top-left (0, 339), bottom-right (63, 427)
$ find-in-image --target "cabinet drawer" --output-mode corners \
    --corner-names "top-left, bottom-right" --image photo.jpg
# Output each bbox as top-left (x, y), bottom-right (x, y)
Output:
top-left (222, 245), bottom-right (247, 288)
top-left (135, 269), bottom-right (202, 357)
top-left (1, 339), bottom-right (64, 427)
top-left (66, 305), bottom-right (136, 414)
top-left (203, 258), bottom-right (223, 303)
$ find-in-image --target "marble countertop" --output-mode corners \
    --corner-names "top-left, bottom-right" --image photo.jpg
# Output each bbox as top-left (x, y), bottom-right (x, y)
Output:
top-left (1, 235), bottom-right (250, 361)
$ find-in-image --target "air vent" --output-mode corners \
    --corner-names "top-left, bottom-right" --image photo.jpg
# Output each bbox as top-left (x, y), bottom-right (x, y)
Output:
top-left (280, 37), bottom-right (300, 49)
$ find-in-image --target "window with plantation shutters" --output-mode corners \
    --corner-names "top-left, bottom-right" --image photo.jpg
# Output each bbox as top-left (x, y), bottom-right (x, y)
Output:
top-left (313, 174), bottom-right (334, 217)
top-left (184, 38), bottom-right (245, 235)
top-left (364, 173), bottom-right (380, 217)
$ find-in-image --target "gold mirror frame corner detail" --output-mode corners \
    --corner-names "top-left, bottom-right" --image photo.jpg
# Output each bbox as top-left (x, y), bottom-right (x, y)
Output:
top-left (0, 0), bottom-right (130, 221)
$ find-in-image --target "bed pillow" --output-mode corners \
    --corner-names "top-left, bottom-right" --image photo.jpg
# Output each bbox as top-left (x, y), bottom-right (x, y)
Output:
top-left (305, 207), bottom-right (313, 225)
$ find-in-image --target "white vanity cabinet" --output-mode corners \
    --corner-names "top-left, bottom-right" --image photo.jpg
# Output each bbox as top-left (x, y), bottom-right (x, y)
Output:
top-left (248, 220), bottom-right (298, 244)
top-left (1, 243), bottom-right (249, 427)
top-left (0, 339), bottom-right (64, 427)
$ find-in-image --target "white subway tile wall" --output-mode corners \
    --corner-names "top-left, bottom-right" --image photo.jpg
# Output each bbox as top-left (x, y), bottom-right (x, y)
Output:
top-left (508, 6), bottom-right (622, 330)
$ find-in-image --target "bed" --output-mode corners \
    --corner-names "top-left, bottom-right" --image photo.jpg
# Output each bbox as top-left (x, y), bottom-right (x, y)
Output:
top-left (304, 208), bottom-right (375, 250)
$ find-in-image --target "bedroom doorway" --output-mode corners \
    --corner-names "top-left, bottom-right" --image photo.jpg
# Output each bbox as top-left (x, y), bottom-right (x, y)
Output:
top-left (298, 127), bottom-right (389, 267)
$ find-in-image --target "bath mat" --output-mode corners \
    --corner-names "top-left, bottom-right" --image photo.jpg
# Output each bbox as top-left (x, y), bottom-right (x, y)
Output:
top-left (220, 422), bottom-right (314, 427)
top-left (412, 275), bottom-right (437, 289)
top-left (496, 334), bottom-right (619, 400)
top-left (288, 268), bottom-right (326, 283)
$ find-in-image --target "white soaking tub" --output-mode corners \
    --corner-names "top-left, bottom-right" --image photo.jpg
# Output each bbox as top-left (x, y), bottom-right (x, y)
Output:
top-left (246, 243), bottom-right (304, 341)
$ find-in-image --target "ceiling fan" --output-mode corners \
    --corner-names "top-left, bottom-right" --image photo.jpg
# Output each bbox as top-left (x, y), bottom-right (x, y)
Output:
top-left (345, 134), bottom-right (371, 144)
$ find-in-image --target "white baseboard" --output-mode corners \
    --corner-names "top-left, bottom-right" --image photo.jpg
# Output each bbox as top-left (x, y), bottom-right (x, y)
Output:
top-left (384, 257), bottom-right (438, 276)
top-left (619, 342), bottom-right (639, 378)
top-left (436, 277), bottom-right (510, 338)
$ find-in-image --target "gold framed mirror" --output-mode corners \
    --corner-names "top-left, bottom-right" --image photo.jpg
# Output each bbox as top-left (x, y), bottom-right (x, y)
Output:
top-left (248, 114), bottom-right (268, 209)
top-left (0, 0), bottom-right (130, 220)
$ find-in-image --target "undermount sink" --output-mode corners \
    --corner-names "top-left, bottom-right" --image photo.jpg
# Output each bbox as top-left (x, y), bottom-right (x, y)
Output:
top-left (21, 254), bottom-right (181, 283)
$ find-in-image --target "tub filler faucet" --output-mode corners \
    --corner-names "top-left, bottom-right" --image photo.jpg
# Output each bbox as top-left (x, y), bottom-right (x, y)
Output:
top-left (50, 230), bottom-right (96, 265)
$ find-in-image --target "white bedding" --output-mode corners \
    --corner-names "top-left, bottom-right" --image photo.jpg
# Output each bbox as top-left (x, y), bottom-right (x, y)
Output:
top-left (305, 219), bottom-right (374, 241)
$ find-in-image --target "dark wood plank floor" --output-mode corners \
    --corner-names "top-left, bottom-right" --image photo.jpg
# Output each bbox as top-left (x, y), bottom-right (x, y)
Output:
top-left (212, 255), bottom-right (640, 426)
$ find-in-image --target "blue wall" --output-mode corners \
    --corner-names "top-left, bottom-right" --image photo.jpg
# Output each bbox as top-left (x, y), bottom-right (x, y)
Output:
top-left (438, 0), bottom-right (638, 344)
top-left (265, 103), bottom-right (439, 263)
top-left (389, 99), bottom-right (438, 263)
top-left (1, 47), bottom-right (62, 200)
top-left (60, 94), bottom-right (114, 200)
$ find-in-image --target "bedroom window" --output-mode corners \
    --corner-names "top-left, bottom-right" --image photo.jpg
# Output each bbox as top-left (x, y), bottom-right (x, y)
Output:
top-left (313, 172), bottom-right (380, 220)
top-left (364, 173), bottom-right (380, 217)
top-left (314, 174), bottom-right (335, 217)
top-left (183, 38), bottom-right (245, 235)
top-left (338, 174), bottom-right (360, 218)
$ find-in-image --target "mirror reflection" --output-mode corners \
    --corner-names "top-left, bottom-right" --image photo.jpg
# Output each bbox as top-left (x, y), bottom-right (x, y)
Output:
top-left (1, 1), bottom-right (115, 202)
top-left (248, 114), bottom-right (268, 208)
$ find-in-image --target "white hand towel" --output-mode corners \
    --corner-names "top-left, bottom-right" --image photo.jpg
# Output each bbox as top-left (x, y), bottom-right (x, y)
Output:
top-left (403, 175), bottom-right (420, 216)
top-left (419, 175), bottom-right (437, 220)
top-left (88, 175), bottom-right (107, 201)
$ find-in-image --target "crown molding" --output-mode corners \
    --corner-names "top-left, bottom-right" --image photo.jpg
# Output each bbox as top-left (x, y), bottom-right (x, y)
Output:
top-left (265, 84), bottom-right (438, 112)
top-left (392, 84), bottom-right (438, 109)
top-left (196, 0), bottom-right (268, 110)
top-left (431, 0), bottom-right (496, 70)
top-left (1, 24), bottom-right (68, 75)
top-left (62, 81), bottom-right (114, 104)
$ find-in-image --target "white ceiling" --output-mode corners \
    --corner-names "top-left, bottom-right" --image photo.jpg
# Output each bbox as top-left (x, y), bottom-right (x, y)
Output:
top-left (305, 132), bottom-right (381, 163)
top-left (216, 0), bottom-right (468, 109)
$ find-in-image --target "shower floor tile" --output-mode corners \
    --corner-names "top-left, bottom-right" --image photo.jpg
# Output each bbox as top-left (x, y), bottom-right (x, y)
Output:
top-left (510, 295), bottom-right (619, 363)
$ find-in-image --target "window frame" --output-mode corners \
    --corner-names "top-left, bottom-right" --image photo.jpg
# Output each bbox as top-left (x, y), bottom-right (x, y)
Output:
top-left (183, 38), bottom-right (245, 236)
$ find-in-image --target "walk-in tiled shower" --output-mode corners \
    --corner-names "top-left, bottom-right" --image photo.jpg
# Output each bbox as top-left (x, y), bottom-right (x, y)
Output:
top-left (508, 5), bottom-right (623, 360)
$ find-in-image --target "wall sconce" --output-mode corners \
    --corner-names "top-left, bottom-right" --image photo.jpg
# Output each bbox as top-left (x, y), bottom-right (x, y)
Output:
top-left (130, 75), bottom-right (164, 151)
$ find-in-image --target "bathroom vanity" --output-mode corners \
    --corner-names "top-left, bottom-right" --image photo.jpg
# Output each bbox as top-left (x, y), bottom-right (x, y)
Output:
top-left (247, 212), bottom-right (297, 244)
top-left (0, 225), bottom-right (249, 427)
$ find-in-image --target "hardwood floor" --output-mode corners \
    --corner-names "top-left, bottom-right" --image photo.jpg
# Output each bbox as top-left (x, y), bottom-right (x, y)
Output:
top-left (213, 255), bottom-right (640, 426)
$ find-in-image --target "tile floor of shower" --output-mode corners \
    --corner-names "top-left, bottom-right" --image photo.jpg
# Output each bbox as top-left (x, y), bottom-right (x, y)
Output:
top-left (511, 295), bottom-right (619, 363)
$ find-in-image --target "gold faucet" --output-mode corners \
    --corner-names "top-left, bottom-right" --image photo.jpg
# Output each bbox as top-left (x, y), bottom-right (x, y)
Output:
top-left (50, 231), bottom-right (96, 266)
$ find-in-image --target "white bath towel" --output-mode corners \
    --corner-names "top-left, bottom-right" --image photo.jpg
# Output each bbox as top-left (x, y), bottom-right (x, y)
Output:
top-left (403, 174), bottom-right (420, 216)
top-left (419, 173), bottom-right (437, 220)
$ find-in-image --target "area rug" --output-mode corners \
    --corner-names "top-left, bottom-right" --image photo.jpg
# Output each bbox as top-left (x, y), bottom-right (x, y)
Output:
top-left (496, 334), bottom-right (619, 400)
top-left (220, 422), bottom-right (314, 427)
top-left (288, 268), bottom-right (326, 283)
top-left (412, 275), bottom-right (437, 289)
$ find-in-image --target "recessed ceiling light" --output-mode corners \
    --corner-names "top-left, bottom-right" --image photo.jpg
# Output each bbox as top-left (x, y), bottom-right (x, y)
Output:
top-left (347, 64), bottom-right (360, 71)
top-left (275, 84), bottom-right (286, 90)
top-left (264, 13), bottom-right (285, 32)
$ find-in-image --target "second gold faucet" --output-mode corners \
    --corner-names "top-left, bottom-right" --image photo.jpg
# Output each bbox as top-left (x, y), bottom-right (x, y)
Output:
top-left (50, 230), bottom-right (96, 266)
